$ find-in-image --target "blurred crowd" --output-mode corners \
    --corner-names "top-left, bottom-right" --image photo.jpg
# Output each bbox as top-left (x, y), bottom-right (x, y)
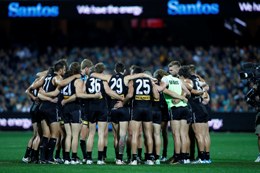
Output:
top-left (0, 45), bottom-right (259, 113)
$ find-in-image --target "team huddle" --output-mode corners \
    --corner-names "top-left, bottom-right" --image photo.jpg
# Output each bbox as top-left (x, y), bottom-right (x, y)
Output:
top-left (22, 58), bottom-right (211, 165)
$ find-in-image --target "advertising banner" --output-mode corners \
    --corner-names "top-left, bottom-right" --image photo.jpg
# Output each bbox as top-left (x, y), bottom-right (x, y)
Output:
top-left (0, 0), bottom-right (259, 19)
top-left (0, 112), bottom-right (257, 132)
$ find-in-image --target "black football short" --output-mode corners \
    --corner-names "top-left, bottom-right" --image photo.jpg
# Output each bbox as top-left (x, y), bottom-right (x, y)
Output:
top-left (160, 107), bottom-right (169, 122)
top-left (169, 106), bottom-right (190, 121)
top-left (39, 102), bottom-right (59, 124)
top-left (130, 107), bottom-right (152, 122)
top-left (87, 110), bottom-right (108, 123)
top-left (110, 107), bottom-right (130, 123)
top-left (152, 109), bottom-right (162, 125)
top-left (30, 102), bottom-right (41, 123)
top-left (63, 110), bottom-right (82, 124)
top-left (189, 100), bottom-right (209, 123)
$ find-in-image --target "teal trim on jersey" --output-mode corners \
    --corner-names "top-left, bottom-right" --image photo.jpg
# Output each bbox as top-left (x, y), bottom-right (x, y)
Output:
top-left (81, 75), bottom-right (87, 81)
top-left (163, 75), bottom-right (187, 109)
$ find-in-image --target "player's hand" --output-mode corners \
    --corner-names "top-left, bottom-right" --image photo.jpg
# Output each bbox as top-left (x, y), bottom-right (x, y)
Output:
top-left (39, 87), bottom-right (45, 94)
top-left (95, 92), bottom-right (102, 99)
top-left (114, 101), bottom-right (123, 109)
top-left (151, 77), bottom-right (158, 83)
top-left (51, 97), bottom-right (58, 104)
top-left (34, 97), bottom-right (40, 102)
top-left (74, 74), bottom-right (81, 79)
top-left (181, 96), bottom-right (188, 103)
top-left (61, 99), bottom-right (66, 106)
top-left (172, 99), bottom-right (181, 104)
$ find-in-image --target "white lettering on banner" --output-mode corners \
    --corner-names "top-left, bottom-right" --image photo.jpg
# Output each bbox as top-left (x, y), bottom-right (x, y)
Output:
top-left (238, 2), bottom-right (260, 12)
top-left (0, 118), bottom-right (32, 129)
top-left (76, 5), bottom-right (143, 16)
top-left (253, 2), bottom-right (260, 11)
top-left (0, 118), bottom-right (7, 126)
top-left (208, 119), bottom-right (223, 130)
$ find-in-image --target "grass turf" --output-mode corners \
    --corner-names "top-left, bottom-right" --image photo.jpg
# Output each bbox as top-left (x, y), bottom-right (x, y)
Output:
top-left (0, 131), bottom-right (259, 173)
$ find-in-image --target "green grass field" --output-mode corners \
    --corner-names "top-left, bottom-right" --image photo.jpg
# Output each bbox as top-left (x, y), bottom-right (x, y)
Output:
top-left (0, 131), bottom-right (259, 173)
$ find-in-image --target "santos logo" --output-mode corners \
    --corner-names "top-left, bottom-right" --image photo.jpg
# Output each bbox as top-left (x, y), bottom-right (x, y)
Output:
top-left (168, 0), bottom-right (219, 15)
top-left (8, 2), bottom-right (59, 17)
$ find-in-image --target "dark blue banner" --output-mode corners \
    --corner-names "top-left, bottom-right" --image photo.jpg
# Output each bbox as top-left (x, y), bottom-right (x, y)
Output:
top-left (0, 112), bottom-right (257, 132)
top-left (0, 0), bottom-right (259, 19)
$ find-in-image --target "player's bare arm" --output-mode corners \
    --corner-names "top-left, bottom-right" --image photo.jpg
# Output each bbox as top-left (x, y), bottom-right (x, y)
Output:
top-left (38, 93), bottom-right (57, 103)
top-left (91, 72), bottom-right (112, 82)
top-left (61, 94), bottom-right (76, 106)
top-left (39, 87), bottom-right (60, 97)
top-left (36, 70), bottom-right (48, 78)
top-left (180, 80), bottom-right (191, 97)
top-left (30, 76), bottom-right (45, 89)
top-left (56, 74), bottom-right (81, 87)
top-left (123, 80), bottom-right (134, 105)
top-left (163, 88), bottom-right (188, 103)
top-left (25, 78), bottom-right (40, 101)
top-left (152, 81), bottom-right (160, 100)
top-left (124, 73), bottom-right (157, 86)
top-left (75, 79), bottom-right (102, 99)
top-left (103, 81), bottom-right (124, 101)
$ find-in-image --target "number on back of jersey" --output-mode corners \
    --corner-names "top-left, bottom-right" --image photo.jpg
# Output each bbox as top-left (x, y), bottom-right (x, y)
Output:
top-left (88, 78), bottom-right (101, 93)
top-left (62, 83), bottom-right (72, 96)
top-left (110, 78), bottom-right (123, 94)
top-left (43, 76), bottom-right (52, 92)
top-left (136, 79), bottom-right (151, 95)
top-left (194, 78), bottom-right (203, 91)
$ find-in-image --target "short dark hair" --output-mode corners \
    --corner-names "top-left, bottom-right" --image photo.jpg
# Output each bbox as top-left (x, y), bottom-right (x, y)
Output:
top-left (47, 67), bottom-right (54, 75)
top-left (132, 66), bottom-right (143, 74)
top-left (68, 62), bottom-right (81, 75)
top-left (54, 61), bottom-right (65, 72)
top-left (179, 65), bottom-right (191, 78)
top-left (115, 63), bottom-right (125, 73)
top-left (95, 62), bottom-right (105, 73)
top-left (189, 64), bottom-right (196, 73)
top-left (81, 59), bottom-right (93, 70)
top-left (168, 61), bottom-right (181, 67)
top-left (88, 66), bottom-right (95, 76)
top-left (56, 59), bottom-right (68, 70)
top-left (153, 69), bottom-right (168, 80)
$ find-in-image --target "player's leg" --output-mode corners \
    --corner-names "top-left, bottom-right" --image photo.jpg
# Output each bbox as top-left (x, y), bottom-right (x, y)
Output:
top-left (153, 122), bottom-right (161, 164)
top-left (169, 120), bottom-right (181, 164)
top-left (86, 122), bottom-right (96, 164)
top-left (137, 124), bottom-right (143, 162)
top-left (129, 120), bottom-right (141, 165)
top-left (71, 123), bottom-right (81, 164)
top-left (22, 122), bottom-right (37, 163)
top-left (31, 124), bottom-right (41, 163)
top-left (160, 120), bottom-right (168, 161)
top-left (192, 122), bottom-right (205, 163)
top-left (47, 122), bottom-right (60, 163)
top-left (112, 121), bottom-right (119, 160)
top-left (39, 119), bottom-right (50, 163)
top-left (180, 119), bottom-right (190, 163)
top-left (256, 134), bottom-right (260, 162)
top-left (116, 121), bottom-right (128, 164)
top-left (143, 121), bottom-right (154, 165)
top-left (97, 121), bottom-right (107, 164)
top-left (254, 113), bottom-right (260, 162)
top-left (203, 122), bottom-right (211, 163)
top-left (103, 123), bottom-right (108, 161)
top-left (64, 123), bottom-right (72, 164)
top-left (80, 122), bottom-right (88, 162)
